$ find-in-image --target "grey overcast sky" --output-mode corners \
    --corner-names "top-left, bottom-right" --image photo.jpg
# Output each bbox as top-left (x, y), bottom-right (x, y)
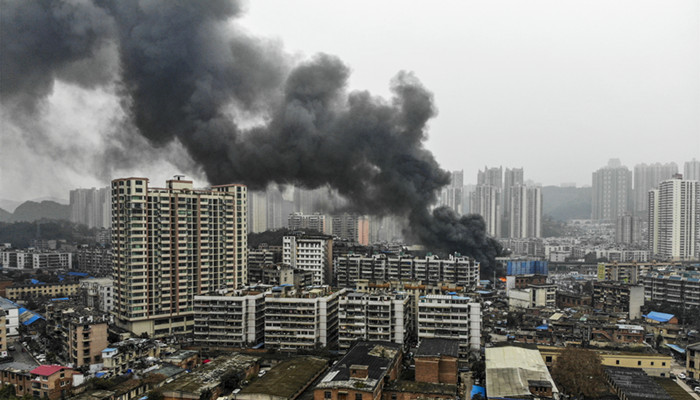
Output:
top-left (1, 0), bottom-right (699, 202)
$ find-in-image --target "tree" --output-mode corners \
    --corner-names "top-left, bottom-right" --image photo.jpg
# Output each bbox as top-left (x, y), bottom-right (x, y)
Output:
top-left (551, 347), bottom-right (606, 399)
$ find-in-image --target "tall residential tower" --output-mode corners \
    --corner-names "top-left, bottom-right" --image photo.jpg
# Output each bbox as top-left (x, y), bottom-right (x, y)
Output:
top-left (111, 178), bottom-right (247, 337)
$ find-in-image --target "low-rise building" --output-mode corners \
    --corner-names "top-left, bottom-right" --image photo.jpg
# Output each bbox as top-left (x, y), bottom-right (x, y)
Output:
top-left (508, 284), bottom-right (557, 309)
top-left (100, 338), bottom-right (162, 377)
top-left (486, 346), bottom-right (559, 400)
top-left (0, 297), bottom-right (20, 336)
top-left (556, 291), bottom-right (591, 308)
top-left (640, 268), bottom-right (700, 308)
top-left (540, 346), bottom-right (672, 377)
top-left (313, 341), bottom-right (402, 400)
top-left (592, 282), bottom-right (644, 319)
top-left (159, 353), bottom-right (259, 400)
top-left (237, 356), bottom-right (328, 400)
top-left (1, 250), bottom-right (72, 270)
top-left (687, 342), bottom-right (700, 379)
top-left (30, 365), bottom-right (74, 400)
top-left (414, 339), bottom-right (458, 385)
top-left (590, 324), bottom-right (645, 346)
top-left (417, 295), bottom-right (481, 357)
top-left (0, 364), bottom-right (34, 397)
top-left (5, 282), bottom-right (80, 300)
top-left (193, 290), bottom-right (266, 350)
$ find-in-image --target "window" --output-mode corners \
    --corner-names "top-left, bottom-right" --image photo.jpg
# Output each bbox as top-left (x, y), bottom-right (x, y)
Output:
top-left (355, 395), bottom-right (362, 400)
top-left (545, 356), bottom-right (552, 363)
top-left (616, 360), bottom-right (620, 365)
top-left (324, 392), bottom-right (332, 399)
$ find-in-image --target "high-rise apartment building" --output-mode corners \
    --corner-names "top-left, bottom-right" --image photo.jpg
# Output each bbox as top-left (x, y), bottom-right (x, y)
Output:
top-left (439, 170), bottom-right (465, 215)
top-left (648, 175), bottom-right (699, 260)
top-left (615, 214), bottom-right (641, 244)
top-left (592, 159), bottom-right (632, 221)
top-left (331, 214), bottom-right (370, 245)
top-left (111, 178), bottom-right (247, 337)
top-left (247, 190), bottom-right (267, 233)
top-left (633, 163), bottom-right (677, 213)
top-left (685, 159), bottom-right (700, 181)
top-left (477, 166), bottom-right (503, 188)
top-left (283, 234), bottom-right (333, 285)
top-left (502, 168), bottom-right (524, 236)
top-left (70, 187), bottom-right (111, 229)
top-left (509, 185), bottom-right (542, 239)
top-left (193, 290), bottom-right (266, 349)
top-left (470, 185), bottom-right (500, 237)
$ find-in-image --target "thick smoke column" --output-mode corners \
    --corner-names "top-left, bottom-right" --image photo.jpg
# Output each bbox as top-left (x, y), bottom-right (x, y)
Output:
top-left (1, 0), bottom-right (502, 273)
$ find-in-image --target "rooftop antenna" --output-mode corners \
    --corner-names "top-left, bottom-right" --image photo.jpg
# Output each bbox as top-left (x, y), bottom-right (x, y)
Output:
top-left (173, 174), bottom-right (185, 181)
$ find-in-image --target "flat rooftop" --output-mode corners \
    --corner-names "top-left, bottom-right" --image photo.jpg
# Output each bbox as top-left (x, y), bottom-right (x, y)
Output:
top-left (160, 353), bottom-right (259, 395)
top-left (240, 356), bottom-right (327, 398)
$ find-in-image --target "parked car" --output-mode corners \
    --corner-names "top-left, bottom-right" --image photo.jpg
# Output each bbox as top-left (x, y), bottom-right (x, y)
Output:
top-left (7, 346), bottom-right (15, 352)
top-left (694, 386), bottom-right (700, 393)
top-left (678, 373), bottom-right (687, 380)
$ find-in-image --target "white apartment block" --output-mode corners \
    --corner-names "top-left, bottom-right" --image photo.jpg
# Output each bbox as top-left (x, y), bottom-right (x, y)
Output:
top-left (335, 253), bottom-right (480, 289)
top-left (592, 160), bottom-right (632, 221)
top-left (338, 292), bottom-right (411, 352)
top-left (507, 284), bottom-right (556, 309)
top-left (470, 185), bottom-right (501, 237)
top-left (264, 287), bottom-right (347, 351)
top-left (283, 234), bottom-right (333, 285)
top-left (1, 250), bottom-right (72, 270)
top-left (193, 291), bottom-right (265, 349)
top-left (417, 295), bottom-right (481, 357)
top-left (80, 277), bottom-right (114, 312)
top-left (111, 178), bottom-right (247, 337)
top-left (509, 185), bottom-right (542, 239)
top-left (648, 176), bottom-right (699, 260)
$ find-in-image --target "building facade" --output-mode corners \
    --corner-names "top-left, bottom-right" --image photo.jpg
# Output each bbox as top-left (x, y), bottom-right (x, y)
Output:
top-left (509, 185), bottom-right (542, 239)
top-left (282, 234), bottom-right (333, 285)
top-left (592, 159), bottom-right (632, 221)
top-left (633, 163), bottom-right (677, 213)
top-left (70, 186), bottom-right (111, 229)
top-left (648, 175), bottom-right (699, 260)
top-left (111, 177), bottom-right (247, 337)
top-left (193, 291), bottom-right (265, 349)
top-left (417, 295), bottom-right (481, 357)
top-left (338, 292), bottom-right (411, 352)
top-left (470, 185), bottom-right (501, 237)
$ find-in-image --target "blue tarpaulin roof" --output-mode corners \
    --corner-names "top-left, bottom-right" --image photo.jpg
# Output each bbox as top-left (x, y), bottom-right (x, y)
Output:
top-left (23, 315), bottom-right (42, 325)
top-left (29, 279), bottom-right (45, 285)
top-left (536, 324), bottom-right (549, 330)
top-left (666, 344), bottom-right (686, 354)
top-left (645, 311), bottom-right (675, 323)
top-left (471, 385), bottom-right (486, 399)
top-left (50, 298), bottom-right (69, 301)
top-left (18, 307), bottom-right (27, 314)
top-left (68, 272), bottom-right (89, 276)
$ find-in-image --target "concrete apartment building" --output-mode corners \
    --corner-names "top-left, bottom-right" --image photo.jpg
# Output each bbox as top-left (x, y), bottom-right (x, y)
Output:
top-left (70, 186), bottom-right (111, 229)
top-left (264, 286), bottom-right (347, 351)
top-left (0, 297), bottom-right (21, 336)
top-left (335, 253), bottom-right (480, 289)
top-left (0, 365), bottom-right (33, 397)
top-left (338, 292), bottom-right (411, 352)
top-left (633, 162), bottom-right (678, 213)
top-left (508, 284), bottom-right (557, 309)
top-left (417, 295), bottom-right (481, 357)
top-left (68, 320), bottom-right (108, 369)
top-left (74, 246), bottom-right (112, 276)
top-left (287, 212), bottom-right (327, 233)
top-left (283, 234), bottom-right (333, 285)
top-left (80, 277), bottom-right (114, 312)
top-left (313, 341), bottom-right (402, 400)
top-left (592, 282), bottom-right (644, 319)
top-left (640, 268), bottom-right (700, 308)
top-left (592, 159), bottom-right (632, 221)
top-left (648, 175), bottom-right (699, 260)
top-left (470, 185), bottom-right (501, 237)
top-left (193, 290), bottom-right (266, 350)
top-left (4, 282), bottom-right (80, 300)
top-left (331, 214), bottom-right (370, 245)
top-left (509, 185), bottom-right (542, 239)
top-left (30, 365), bottom-right (74, 400)
top-left (0, 250), bottom-right (72, 270)
top-left (100, 338), bottom-right (161, 377)
top-left (111, 177), bottom-right (247, 337)
top-left (0, 311), bottom-right (6, 357)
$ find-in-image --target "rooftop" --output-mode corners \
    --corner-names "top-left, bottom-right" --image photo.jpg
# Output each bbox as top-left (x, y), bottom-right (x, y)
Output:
top-left (486, 346), bottom-right (559, 399)
top-left (605, 367), bottom-right (671, 400)
top-left (31, 365), bottom-right (71, 376)
top-left (315, 341), bottom-right (401, 393)
top-left (159, 353), bottom-right (259, 395)
top-left (416, 339), bottom-right (459, 358)
top-left (241, 356), bottom-right (327, 398)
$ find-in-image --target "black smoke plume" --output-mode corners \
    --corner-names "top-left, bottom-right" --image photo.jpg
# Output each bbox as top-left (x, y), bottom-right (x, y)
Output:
top-left (1, 0), bottom-right (503, 274)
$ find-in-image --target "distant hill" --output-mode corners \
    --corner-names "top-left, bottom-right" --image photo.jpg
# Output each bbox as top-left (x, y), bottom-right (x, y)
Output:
top-left (4, 201), bottom-right (71, 222)
top-left (541, 186), bottom-right (591, 221)
top-left (0, 220), bottom-right (95, 248)
top-left (0, 199), bottom-right (22, 213)
top-left (0, 208), bottom-right (12, 222)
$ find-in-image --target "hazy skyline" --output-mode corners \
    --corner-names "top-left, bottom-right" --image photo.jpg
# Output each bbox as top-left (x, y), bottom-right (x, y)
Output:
top-left (1, 0), bottom-right (698, 202)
